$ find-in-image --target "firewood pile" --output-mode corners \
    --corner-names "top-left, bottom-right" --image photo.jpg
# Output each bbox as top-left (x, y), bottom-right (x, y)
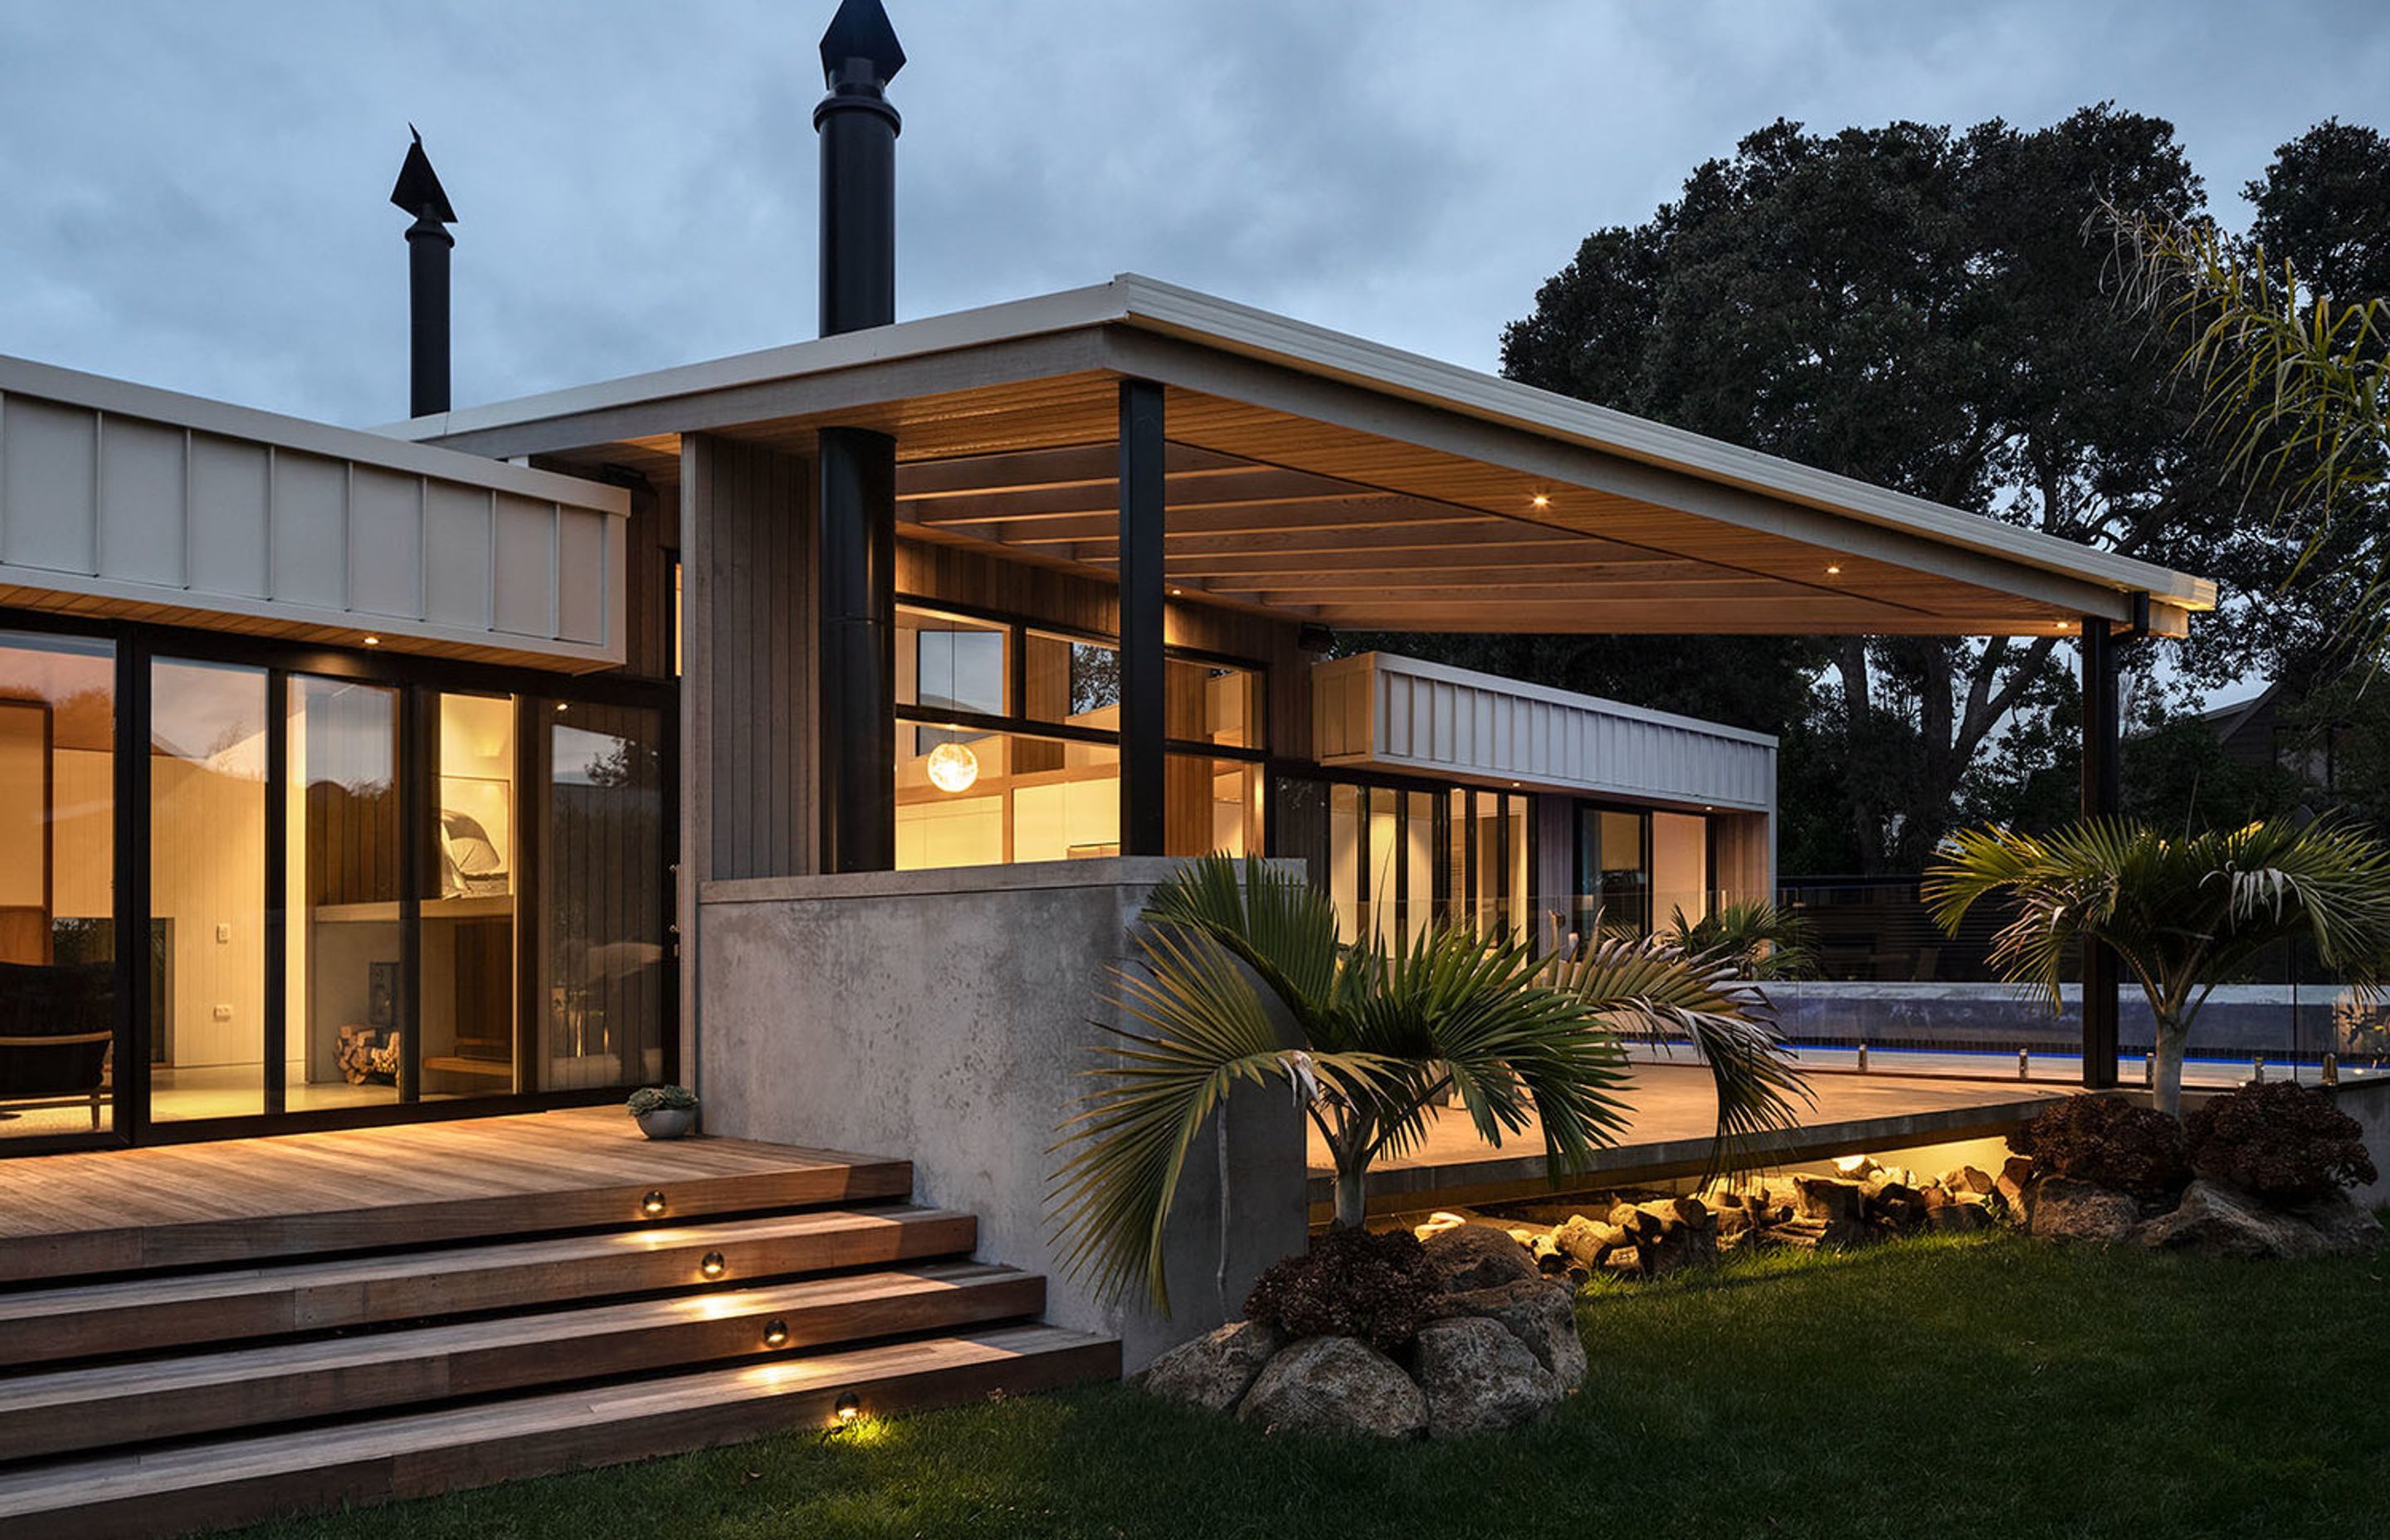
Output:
top-left (336, 1025), bottom-right (401, 1085)
top-left (1418, 1154), bottom-right (2022, 1284)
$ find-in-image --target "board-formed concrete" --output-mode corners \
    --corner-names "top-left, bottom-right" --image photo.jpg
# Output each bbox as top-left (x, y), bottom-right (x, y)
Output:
top-left (696, 858), bottom-right (1308, 1371)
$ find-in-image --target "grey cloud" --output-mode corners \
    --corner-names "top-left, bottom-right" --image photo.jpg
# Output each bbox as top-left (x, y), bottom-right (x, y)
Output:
top-left (3, 0), bottom-right (2388, 427)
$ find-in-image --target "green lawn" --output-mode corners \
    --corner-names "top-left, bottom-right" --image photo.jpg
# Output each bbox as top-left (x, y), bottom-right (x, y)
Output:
top-left (237, 1230), bottom-right (2389, 1540)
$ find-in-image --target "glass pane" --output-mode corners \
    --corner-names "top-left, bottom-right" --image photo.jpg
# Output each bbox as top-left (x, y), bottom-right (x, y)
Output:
top-left (1165, 659), bottom-right (1261, 749)
top-left (149, 659), bottom-right (267, 1122)
top-left (1652, 811), bottom-right (1710, 932)
top-left (288, 676), bottom-right (401, 1110)
top-left (546, 702), bottom-right (667, 1091)
top-left (1166, 756), bottom-right (1260, 859)
top-left (0, 630), bottom-right (115, 1139)
top-left (1508, 794), bottom-right (1533, 944)
top-left (1597, 808), bottom-right (1651, 936)
top-left (423, 693), bottom-right (518, 1100)
top-left (1447, 788), bottom-right (1471, 933)
top-left (1405, 792), bottom-right (1436, 948)
top-left (1329, 782), bottom-right (1362, 942)
top-left (1024, 631), bottom-right (1119, 730)
top-left (1366, 787), bottom-right (1399, 945)
top-left (1475, 795), bottom-right (1506, 937)
top-left (899, 607), bottom-right (1007, 718)
top-left (895, 726), bottom-right (1120, 869)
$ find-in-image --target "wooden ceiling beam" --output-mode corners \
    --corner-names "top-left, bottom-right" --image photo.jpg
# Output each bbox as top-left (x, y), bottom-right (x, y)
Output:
top-left (894, 440), bottom-right (1248, 498)
top-left (944, 498), bottom-right (1490, 548)
top-left (903, 463), bottom-right (1370, 525)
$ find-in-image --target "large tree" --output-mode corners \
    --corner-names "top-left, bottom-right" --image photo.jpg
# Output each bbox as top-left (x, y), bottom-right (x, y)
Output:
top-left (1480, 108), bottom-right (2261, 872)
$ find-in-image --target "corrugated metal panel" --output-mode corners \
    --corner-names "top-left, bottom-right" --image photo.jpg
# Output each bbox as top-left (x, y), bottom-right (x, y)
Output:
top-left (0, 354), bottom-right (629, 672)
top-left (1312, 651), bottom-right (1775, 812)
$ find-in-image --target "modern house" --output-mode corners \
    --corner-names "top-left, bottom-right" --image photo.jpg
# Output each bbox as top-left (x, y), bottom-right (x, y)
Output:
top-left (0, 2), bottom-right (2219, 1533)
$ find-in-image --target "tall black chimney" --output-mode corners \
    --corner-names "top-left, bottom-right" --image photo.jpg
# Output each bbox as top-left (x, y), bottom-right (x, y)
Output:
top-left (814, 0), bottom-right (904, 335)
top-left (813, 0), bottom-right (905, 873)
top-left (390, 127), bottom-right (457, 419)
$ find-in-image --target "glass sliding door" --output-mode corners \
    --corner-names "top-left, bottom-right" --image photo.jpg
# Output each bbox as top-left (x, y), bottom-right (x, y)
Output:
top-left (544, 701), bottom-right (667, 1090)
top-left (0, 630), bottom-right (116, 1141)
top-left (422, 691), bottom-right (519, 1099)
top-left (148, 659), bottom-right (267, 1122)
top-left (286, 675), bottom-right (403, 1110)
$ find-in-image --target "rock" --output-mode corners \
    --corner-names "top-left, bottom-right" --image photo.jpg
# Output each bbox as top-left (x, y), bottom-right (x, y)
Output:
top-left (1141, 1320), bottom-right (1283, 1414)
top-left (2137, 1179), bottom-right (2333, 1260)
top-left (1236, 1335), bottom-right (1427, 1440)
top-left (1871, 1182), bottom-right (1927, 1230)
top-left (2026, 1177), bottom-right (2141, 1244)
top-left (2290, 1192), bottom-right (2385, 1255)
top-left (1834, 1153), bottom-right (1879, 1178)
top-left (1604, 1245), bottom-right (1643, 1273)
top-left (1420, 1223), bottom-right (1539, 1293)
top-left (1953, 1166), bottom-right (1997, 1196)
top-left (1926, 1199), bottom-right (1992, 1233)
top-left (1997, 1155), bottom-right (2035, 1211)
top-left (1432, 1277), bottom-right (1588, 1391)
top-left (1412, 1210), bottom-right (1476, 1240)
top-left (1410, 1317), bottom-right (1561, 1438)
top-left (1714, 1204), bottom-right (1753, 1235)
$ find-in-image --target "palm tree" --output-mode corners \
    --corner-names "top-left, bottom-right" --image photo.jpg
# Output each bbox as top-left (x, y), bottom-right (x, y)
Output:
top-left (1048, 855), bottom-right (1809, 1310)
top-left (2109, 207), bottom-right (2390, 656)
top-left (1666, 899), bottom-right (1819, 981)
top-left (1924, 816), bottom-right (2390, 1116)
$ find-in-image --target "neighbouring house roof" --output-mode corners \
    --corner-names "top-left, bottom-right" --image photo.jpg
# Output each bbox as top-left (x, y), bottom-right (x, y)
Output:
top-left (0, 353), bottom-right (632, 671)
top-left (388, 274), bottom-right (2216, 641)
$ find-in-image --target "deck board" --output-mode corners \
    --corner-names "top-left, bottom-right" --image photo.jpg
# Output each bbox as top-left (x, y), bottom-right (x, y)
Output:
top-left (0, 1109), bottom-right (913, 1285)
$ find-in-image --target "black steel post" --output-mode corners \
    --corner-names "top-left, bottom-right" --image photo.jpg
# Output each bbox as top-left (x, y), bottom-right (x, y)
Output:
top-left (813, 2), bottom-right (905, 872)
top-left (389, 129), bottom-right (458, 420)
top-left (2080, 616), bottom-right (2122, 1088)
top-left (815, 0), bottom-right (904, 336)
top-left (1119, 378), bottom-right (1168, 856)
top-left (819, 426), bottom-right (897, 873)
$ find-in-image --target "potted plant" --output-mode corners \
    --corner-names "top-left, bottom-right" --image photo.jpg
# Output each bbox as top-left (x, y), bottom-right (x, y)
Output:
top-left (627, 1084), bottom-right (700, 1140)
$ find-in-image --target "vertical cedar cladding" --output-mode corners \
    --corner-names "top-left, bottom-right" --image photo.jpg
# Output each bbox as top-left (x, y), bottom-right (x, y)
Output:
top-left (684, 435), bottom-right (817, 880)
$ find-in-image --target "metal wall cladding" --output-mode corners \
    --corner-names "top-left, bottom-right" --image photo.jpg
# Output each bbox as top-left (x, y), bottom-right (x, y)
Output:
top-left (0, 373), bottom-right (626, 668)
top-left (1311, 652), bottom-right (1774, 811)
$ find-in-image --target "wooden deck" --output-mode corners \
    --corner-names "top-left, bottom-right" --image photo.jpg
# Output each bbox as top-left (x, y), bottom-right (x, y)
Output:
top-left (1312, 1062), bottom-right (2070, 1219)
top-left (0, 1109), bottom-right (1119, 1539)
top-left (0, 1108), bottom-right (913, 1284)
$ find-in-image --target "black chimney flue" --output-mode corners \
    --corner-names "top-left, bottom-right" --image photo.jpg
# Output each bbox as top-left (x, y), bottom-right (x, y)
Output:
top-left (814, 0), bottom-right (905, 336)
top-left (390, 126), bottom-right (456, 419)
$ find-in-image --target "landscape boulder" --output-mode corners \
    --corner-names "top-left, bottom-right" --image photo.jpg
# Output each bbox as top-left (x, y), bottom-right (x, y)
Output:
top-left (2136, 1179), bottom-right (2334, 1260)
top-left (2026, 1177), bottom-right (2141, 1244)
top-left (1140, 1320), bottom-right (1282, 1414)
top-left (1236, 1334), bottom-right (1428, 1440)
top-left (1421, 1223), bottom-right (1540, 1293)
top-left (1409, 1317), bottom-right (1560, 1438)
top-left (1432, 1276), bottom-right (1587, 1392)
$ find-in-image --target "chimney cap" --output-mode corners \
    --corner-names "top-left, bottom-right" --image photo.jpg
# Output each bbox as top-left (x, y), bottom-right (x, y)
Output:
top-left (818, 0), bottom-right (905, 89)
top-left (390, 125), bottom-right (457, 225)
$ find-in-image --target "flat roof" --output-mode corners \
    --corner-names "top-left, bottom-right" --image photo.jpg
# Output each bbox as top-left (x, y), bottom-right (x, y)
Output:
top-left (389, 275), bottom-right (2215, 640)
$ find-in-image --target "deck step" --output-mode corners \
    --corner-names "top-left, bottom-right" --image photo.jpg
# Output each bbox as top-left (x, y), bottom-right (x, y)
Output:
top-left (0, 1323), bottom-right (1121, 1540)
top-left (0, 1206), bottom-right (978, 1369)
top-left (0, 1139), bottom-right (915, 1287)
top-left (0, 1263), bottom-right (1045, 1460)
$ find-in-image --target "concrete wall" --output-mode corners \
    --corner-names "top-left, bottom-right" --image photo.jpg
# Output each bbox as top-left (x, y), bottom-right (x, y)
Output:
top-left (696, 857), bottom-right (1308, 1372)
top-left (2330, 1075), bottom-right (2390, 1212)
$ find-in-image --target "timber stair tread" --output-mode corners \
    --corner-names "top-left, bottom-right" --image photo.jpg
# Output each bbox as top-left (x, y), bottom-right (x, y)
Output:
top-left (0, 1204), bottom-right (980, 1368)
top-left (0, 1262), bottom-right (1046, 1460)
top-left (0, 1323), bottom-right (1121, 1540)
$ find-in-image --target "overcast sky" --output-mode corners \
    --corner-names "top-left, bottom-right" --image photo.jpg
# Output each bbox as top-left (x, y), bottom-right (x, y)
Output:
top-left (3, 1), bottom-right (2387, 431)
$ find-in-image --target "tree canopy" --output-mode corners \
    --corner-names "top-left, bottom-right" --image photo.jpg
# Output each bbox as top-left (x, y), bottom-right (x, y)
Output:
top-left (1368, 106), bottom-right (2390, 872)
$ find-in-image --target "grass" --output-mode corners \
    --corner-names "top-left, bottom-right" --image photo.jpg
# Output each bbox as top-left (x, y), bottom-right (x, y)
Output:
top-left (235, 1230), bottom-right (2390, 1540)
